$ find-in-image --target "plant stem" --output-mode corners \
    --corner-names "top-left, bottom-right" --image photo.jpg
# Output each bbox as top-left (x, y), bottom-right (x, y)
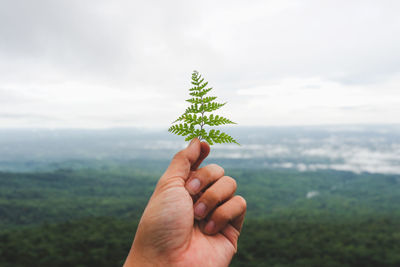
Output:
top-left (200, 90), bottom-right (204, 140)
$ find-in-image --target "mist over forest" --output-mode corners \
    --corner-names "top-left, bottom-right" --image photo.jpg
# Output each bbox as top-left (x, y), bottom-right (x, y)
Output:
top-left (1, 125), bottom-right (399, 174)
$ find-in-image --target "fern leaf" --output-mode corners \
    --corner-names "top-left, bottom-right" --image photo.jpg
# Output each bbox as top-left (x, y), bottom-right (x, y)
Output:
top-left (200, 102), bottom-right (226, 113)
top-left (202, 96), bottom-right (217, 103)
top-left (184, 104), bottom-right (201, 114)
top-left (205, 114), bottom-right (236, 126)
top-left (186, 98), bottom-right (202, 104)
top-left (172, 114), bottom-right (202, 126)
top-left (208, 130), bottom-right (240, 145)
top-left (199, 81), bottom-right (208, 90)
top-left (169, 70), bottom-right (239, 145)
top-left (168, 123), bottom-right (195, 137)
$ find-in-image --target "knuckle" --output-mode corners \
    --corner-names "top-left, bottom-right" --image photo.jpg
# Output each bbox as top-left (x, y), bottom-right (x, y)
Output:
top-left (224, 176), bottom-right (237, 191)
top-left (204, 188), bottom-right (222, 204)
top-left (172, 151), bottom-right (190, 170)
top-left (210, 164), bottom-right (225, 176)
top-left (215, 209), bottom-right (231, 222)
top-left (235, 195), bottom-right (247, 210)
top-left (172, 151), bottom-right (185, 161)
top-left (202, 167), bottom-right (212, 179)
top-left (203, 164), bottom-right (224, 179)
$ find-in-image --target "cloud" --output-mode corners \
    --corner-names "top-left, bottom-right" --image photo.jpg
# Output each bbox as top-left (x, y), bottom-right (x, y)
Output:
top-left (232, 74), bottom-right (400, 125)
top-left (0, 0), bottom-right (399, 127)
top-left (0, 113), bottom-right (55, 120)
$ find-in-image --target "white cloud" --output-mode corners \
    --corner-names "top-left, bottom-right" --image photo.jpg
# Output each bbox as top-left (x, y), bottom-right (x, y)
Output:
top-left (233, 74), bottom-right (400, 125)
top-left (306, 191), bottom-right (319, 199)
top-left (0, 0), bottom-right (399, 127)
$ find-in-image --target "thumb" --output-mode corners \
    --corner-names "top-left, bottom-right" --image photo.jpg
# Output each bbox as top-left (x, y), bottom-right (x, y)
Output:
top-left (160, 138), bottom-right (202, 183)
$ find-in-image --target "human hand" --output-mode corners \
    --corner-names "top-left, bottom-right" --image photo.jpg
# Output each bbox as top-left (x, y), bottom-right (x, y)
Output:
top-left (124, 138), bottom-right (246, 267)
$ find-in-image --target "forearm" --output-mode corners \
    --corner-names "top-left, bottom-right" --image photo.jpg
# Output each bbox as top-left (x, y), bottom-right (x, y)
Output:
top-left (124, 241), bottom-right (170, 267)
top-left (124, 249), bottom-right (156, 267)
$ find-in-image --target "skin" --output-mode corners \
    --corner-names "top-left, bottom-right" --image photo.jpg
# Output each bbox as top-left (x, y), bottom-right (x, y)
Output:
top-left (124, 138), bottom-right (247, 267)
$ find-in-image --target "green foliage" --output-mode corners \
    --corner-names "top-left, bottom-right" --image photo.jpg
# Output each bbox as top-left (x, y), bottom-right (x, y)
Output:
top-left (168, 70), bottom-right (239, 145)
top-left (1, 166), bottom-right (400, 266)
top-left (0, 217), bottom-right (136, 267)
top-left (0, 165), bottom-right (160, 230)
top-left (232, 217), bottom-right (400, 267)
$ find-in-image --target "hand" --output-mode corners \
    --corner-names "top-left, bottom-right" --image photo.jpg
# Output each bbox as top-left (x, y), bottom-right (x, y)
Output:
top-left (124, 138), bottom-right (246, 267)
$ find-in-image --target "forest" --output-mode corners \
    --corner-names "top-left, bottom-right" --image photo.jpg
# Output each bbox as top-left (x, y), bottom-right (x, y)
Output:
top-left (1, 163), bottom-right (400, 266)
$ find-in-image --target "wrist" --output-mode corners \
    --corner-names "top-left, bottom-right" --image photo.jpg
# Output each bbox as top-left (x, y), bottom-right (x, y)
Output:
top-left (124, 250), bottom-right (154, 267)
top-left (124, 244), bottom-right (166, 267)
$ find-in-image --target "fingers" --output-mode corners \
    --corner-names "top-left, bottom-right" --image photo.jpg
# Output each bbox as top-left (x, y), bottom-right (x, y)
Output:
top-left (190, 172), bottom-right (246, 239)
top-left (193, 176), bottom-right (237, 220)
top-left (160, 138), bottom-right (210, 183)
top-left (185, 164), bottom-right (224, 195)
top-left (231, 206), bottom-right (246, 232)
top-left (203, 195), bottom-right (247, 235)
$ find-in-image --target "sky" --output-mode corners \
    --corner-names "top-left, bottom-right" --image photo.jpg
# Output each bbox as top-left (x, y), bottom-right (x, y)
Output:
top-left (1, 0), bottom-right (400, 128)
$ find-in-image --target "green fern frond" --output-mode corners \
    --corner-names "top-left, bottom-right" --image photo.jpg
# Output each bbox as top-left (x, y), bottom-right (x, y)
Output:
top-left (202, 96), bottom-right (217, 103)
top-left (172, 114), bottom-right (203, 126)
top-left (186, 96), bottom-right (219, 104)
top-left (185, 98), bottom-right (202, 104)
top-left (203, 114), bottom-right (236, 126)
top-left (200, 102), bottom-right (226, 113)
top-left (199, 81), bottom-right (208, 89)
top-left (168, 123), bottom-right (195, 136)
top-left (184, 104), bottom-right (200, 114)
top-left (169, 70), bottom-right (239, 145)
top-left (189, 88), bottom-right (212, 98)
top-left (208, 129), bottom-right (240, 145)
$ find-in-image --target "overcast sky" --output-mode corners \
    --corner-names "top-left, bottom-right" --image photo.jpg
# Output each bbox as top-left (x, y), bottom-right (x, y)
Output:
top-left (1, 0), bottom-right (399, 128)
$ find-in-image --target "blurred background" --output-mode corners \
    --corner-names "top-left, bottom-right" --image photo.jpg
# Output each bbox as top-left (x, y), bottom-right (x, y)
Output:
top-left (1, 1), bottom-right (399, 266)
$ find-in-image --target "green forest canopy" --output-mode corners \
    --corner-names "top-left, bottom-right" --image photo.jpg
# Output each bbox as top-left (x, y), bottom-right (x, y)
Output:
top-left (1, 165), bottom-right (400, 266)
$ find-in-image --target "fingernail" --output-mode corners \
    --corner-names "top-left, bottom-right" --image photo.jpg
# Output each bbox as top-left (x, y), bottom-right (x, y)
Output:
top-left (205, 220), bottom-right (215, 233)
top-left (194, 202), bottom-right (207, 218)
top-left (187, 178), bottom-right (201, 194)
